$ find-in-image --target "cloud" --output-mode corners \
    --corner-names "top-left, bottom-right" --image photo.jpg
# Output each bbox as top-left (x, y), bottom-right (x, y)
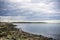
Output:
top-left (0, 0), bottom-right (60, 20)
top-left (0, 16), bottom-right (27, 22)
top-left (20, 2), bottom-right (60, 13)
top-left (1, 0), bottom-right (60, 14)
top-left (7, 0), bottom-right (31, 3)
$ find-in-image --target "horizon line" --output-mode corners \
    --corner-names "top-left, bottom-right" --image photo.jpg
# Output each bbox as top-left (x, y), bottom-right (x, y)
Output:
top-left (0, 20), bottom-right (60, 23)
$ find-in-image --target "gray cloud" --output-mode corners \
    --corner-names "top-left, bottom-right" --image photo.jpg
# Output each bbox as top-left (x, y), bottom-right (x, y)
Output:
top-left (0, 0), bottom-right (60, 20)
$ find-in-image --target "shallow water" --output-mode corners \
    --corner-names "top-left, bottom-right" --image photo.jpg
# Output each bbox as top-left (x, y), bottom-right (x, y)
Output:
top-left (14, 23), bottom-right (60, 40)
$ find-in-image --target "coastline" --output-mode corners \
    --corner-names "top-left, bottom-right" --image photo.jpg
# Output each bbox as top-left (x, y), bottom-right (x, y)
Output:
top-left (0, 20), bottom-right (60, 23)
top-left (0, 22), bottom-right (55, 40)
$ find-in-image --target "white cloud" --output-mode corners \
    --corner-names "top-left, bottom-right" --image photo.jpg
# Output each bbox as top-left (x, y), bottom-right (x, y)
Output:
top-left (6, 0), bottom-right (59, 17)
top-left (0, 16), bottom-right (27, 22)
top-left (8, 0), bottom-right (31, 3)
top-left (17, 2), bottom-right (59, 13)
top-left (4, 0), bottom-right (59, 14)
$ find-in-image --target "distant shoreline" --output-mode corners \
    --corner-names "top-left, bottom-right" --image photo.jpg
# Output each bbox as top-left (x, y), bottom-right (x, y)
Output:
top-left (0, 20), bottom-right (60, 23)
top-left (0, 22), bottom-right (60, 24)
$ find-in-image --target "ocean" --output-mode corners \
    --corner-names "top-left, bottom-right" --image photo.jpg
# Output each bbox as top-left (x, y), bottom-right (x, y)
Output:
top-left (13, 23), bottom-right (60, 40)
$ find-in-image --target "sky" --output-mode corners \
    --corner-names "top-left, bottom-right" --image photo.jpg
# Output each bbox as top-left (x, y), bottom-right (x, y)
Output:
top-left (0, 0), bottom-right (60, 21)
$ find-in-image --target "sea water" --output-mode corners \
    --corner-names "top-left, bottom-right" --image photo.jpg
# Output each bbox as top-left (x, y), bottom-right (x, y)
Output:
top-left (14, 23), bottom-right (60, 40)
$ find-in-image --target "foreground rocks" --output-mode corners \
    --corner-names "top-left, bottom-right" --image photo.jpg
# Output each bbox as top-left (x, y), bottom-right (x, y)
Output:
top-left (0, 22), bottom-right (55, 40)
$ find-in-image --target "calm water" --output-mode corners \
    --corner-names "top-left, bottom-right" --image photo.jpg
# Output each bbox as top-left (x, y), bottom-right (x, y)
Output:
top-left (13, 23), bottom-right (60, 40)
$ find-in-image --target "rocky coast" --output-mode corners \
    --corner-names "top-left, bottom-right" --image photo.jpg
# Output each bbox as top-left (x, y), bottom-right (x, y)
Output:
top-left (0, 22), bottom-right (55, 40)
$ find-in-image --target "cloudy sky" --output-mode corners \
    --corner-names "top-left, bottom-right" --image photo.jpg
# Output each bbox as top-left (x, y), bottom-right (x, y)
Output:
top-left (0, 0), bottom-right (60, 21)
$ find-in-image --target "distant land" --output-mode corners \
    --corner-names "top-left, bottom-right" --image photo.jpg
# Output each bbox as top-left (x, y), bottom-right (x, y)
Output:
top-left (0, 20), bottom-right (60, 23)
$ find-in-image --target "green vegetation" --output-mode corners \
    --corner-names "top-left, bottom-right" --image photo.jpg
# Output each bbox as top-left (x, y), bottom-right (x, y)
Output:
top-left (0, 22), bottom-right (55, 40)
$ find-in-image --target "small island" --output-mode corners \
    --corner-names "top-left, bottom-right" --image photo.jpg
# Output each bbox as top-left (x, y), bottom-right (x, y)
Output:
top-left (0, 22), bottom-right (55, 40)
